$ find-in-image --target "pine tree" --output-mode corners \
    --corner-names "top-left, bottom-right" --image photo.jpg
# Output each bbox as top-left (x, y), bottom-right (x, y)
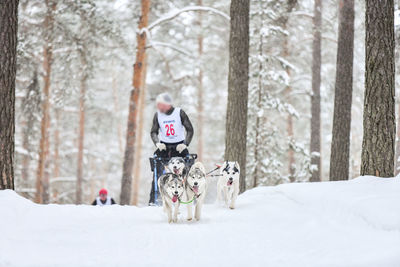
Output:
top-left (329, 0), bottom-right (355, 181)
top-left (225, 0), bottom-right (250, 193)
top-left (120, 0), bottom-right (150, 205)
top-left (35, 0), bottom-right (56, 204)
top-left (361, 0), bottom-right (395, 177)
top-left (282, 0), bottom-right (297, 181)
top-left (0, 0), bottom-right (19, 190)
top-left (310, 0), bottom-right (322, 182)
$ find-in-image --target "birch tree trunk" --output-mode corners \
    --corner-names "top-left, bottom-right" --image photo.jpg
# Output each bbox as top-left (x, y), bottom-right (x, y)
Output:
top-left (361, 0), bottom-right (395, 177)
top-left (35, 0), bottom-right (55, 203)
top-left (225, 0), bottom-right (249, 193)
top-left (329, 0), bottom-right (355, 181)
top-left (0, 0), bottom-right (19, 190)
top-left (120, 0), bottom-right (150, 205)
top-left (310, 0), bottom-right (322, 182)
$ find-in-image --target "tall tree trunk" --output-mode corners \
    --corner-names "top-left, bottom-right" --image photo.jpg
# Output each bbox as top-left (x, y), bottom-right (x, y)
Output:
top-left (225, 0), bottom-right (250, 193)
top-left (197, 0), bottom-right (204, 162)
top-left (21, 122), bottom-right (30, 182)
top-left (396, 98), bottom-right (400, 175)
top-left (282, 0), bottom-right (297, 182)
top-left (329, 0), bottom-right (355, 181)
top-left (361, 0), bottom-right (395, 177)
top-left (112, 72), bottom-right (124, 154)
top-left (253, 33), bottom-right (263, 188)
top-left (120, 0), bottom-right (150, 205)
top-left (35, 0), bottom-right (55, 203)
top-left (76, 51), bottom-right (87, 204)
top-left (310, 0), bottom-right (322, 182)
top-left (21, 70), bottom-right (39, 183)
top-left (286, 113), bottom-right (295, 181)
top-left (131, 55), bottom-right (148, 206)
top-left (53, 108), bottom-right (60, 179)
top-left (394, 0), bottom-right (400, 175)
top-left (0, 0), bottom-right (19, 190)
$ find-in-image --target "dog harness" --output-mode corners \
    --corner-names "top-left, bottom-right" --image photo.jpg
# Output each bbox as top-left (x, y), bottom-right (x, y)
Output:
top-left (157, 107), bottom-right (185, 143)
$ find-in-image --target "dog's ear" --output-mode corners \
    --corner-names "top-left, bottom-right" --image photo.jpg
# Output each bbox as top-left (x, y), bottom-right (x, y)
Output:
top-left (221, 161), bottom-right (228, 171)
top-left (234, 162), bottom-right (240, 172)
top-left (223, 161), bottom-right (230, 172)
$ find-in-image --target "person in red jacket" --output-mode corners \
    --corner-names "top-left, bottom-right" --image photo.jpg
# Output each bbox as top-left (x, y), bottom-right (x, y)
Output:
top-left (91, 188), bottom-right (116, 206)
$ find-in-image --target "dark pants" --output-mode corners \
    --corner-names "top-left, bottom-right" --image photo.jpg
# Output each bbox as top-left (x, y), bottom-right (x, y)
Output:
top-left (149, 142), bottom-right (189, 205)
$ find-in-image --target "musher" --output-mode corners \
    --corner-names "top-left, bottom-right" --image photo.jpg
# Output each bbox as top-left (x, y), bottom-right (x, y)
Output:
top-left (149, 93), bottom-right (194, 205)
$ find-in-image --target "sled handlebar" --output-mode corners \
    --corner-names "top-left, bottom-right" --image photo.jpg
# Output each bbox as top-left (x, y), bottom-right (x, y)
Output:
top-left (150, 154), bottom-right (198, 162)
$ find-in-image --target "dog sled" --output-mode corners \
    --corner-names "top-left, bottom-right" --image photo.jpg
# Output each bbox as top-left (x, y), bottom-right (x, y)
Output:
top-left (149, 154), bottom-right (197, 206)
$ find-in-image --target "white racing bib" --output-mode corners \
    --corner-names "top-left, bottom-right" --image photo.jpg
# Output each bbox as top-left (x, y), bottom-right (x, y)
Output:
top-left (157, 108), bottom-right (185, 143)
top-left (96, 196), bottom-right (112, 206)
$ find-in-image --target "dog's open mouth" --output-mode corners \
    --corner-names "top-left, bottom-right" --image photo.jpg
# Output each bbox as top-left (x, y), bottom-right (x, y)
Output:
top-left (227, 181), bottom-right (233, 186)
top-left (192, 185), bottom-right (199, 193)
top-left (172, 194), bottom-right (178, 203)
top-left (173, 168), bottom-right (179, 174)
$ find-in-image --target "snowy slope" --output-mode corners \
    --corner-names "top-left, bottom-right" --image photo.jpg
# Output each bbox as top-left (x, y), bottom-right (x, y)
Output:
top-left (1, 176), bottom-right (400, 267)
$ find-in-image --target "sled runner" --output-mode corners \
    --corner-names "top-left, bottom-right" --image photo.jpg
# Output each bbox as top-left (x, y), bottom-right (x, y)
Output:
top-left (149, 154), bottom-right (197, 206)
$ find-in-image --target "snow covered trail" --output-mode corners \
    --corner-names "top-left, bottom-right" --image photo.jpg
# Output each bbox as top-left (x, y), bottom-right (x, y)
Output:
top-left (1, 176), bottom-right (400, 267)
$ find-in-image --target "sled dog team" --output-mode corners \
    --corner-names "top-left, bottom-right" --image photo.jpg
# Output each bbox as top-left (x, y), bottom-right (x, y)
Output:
top-left (158, 158), bottom-right (240, 223)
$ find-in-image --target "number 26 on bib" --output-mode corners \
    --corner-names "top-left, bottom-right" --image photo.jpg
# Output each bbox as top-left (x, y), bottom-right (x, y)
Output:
top-left (165, 124), bottom-right (175, 136)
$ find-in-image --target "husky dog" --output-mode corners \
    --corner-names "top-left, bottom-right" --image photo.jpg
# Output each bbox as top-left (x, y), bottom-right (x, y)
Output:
top-left (166, 157), bottom-right (187, 177)
top-left (217, 161), bottom-right (240, 209)
top-left (185, 162), bottom-right (207, 221)
top-left (158, 173), bottom-right (185, 223)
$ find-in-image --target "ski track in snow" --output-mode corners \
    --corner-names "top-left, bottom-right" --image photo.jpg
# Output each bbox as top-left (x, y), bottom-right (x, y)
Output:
top-left (1, 176), bottom-right (400, 267)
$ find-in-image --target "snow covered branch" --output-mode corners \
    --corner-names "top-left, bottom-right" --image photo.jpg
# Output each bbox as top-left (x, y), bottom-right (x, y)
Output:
top-left (146, 6), bottom-right (230, 31)
top-left (146, 41), bottom-right (194, 58)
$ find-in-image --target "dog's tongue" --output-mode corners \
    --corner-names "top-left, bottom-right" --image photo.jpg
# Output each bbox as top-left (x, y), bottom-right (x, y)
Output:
top-left (227, 181), bottom-right (233, 186)
top-left (173, 168), bottom-right (179, 174)
top-left (193, 185), bottom-right (199, 193)
top-left (172, 195), bottom-right (178, 203)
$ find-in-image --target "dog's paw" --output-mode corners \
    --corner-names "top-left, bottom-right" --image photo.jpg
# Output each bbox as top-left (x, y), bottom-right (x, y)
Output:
top-left (229, 206), bottom-right (235, 210)
top-left (187, 217), bottom-right (193, 221)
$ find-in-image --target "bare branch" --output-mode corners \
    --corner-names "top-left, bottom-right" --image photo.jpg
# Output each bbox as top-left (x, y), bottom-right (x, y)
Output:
top-left (146, 5), bottom-right (230, 31)
top-left (146, 41), bottom-right (194, 58)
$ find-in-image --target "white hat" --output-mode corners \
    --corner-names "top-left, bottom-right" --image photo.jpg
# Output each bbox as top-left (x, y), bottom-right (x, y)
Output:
top-left (156, 93), bottom-right (173, 105)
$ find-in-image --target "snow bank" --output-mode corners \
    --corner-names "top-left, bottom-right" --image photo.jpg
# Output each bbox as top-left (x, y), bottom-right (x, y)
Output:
top-left (1, 176), bottom-right (399, 267)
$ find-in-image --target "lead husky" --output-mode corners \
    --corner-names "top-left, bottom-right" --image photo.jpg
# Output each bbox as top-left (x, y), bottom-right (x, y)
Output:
top-left (217, 161), bottom-right (240, 209)
top-left (185, 162), bottom-right (207, 221)
top-left (158, 173), bottom-right (185, 223)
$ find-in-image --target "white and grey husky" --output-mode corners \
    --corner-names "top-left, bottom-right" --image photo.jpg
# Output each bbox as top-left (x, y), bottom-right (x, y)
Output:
top-left (158, 173), bottom-right (185, 223)
top-left (166, 157), bottom-right (187, 177)
top-left (217, 161), bottom-right (240, 209)
top-left (185, 162), bottom-right (207, 221)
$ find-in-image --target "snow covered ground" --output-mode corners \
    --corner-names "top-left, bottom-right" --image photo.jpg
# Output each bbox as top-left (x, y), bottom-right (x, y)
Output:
top-left (1, 176), bottom-right (400, 267)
